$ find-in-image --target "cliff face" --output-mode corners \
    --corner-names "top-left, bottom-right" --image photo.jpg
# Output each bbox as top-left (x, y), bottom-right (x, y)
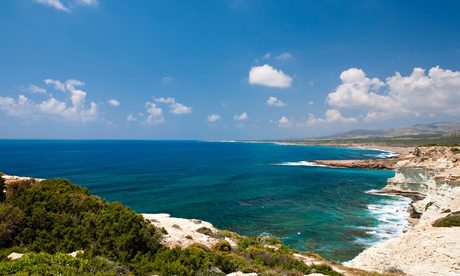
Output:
top-left (382, 147), bottom-right (460, 220)
top-left (346, 146), bottom-right (460, 276)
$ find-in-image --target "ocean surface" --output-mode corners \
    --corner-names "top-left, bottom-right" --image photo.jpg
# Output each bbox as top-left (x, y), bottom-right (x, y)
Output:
top-left (0, 140), bottom-right (411, 261)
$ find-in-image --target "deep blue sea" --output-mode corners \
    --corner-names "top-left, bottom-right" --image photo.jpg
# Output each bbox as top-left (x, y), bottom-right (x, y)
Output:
top-left (0, 140), bottom-right (411, 261)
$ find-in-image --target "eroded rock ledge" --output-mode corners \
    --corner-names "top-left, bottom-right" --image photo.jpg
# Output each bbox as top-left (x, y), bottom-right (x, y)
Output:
top-left (312, 159), bottom-right (398, 170)
top-left (345, 146), bottom-right (460, 276)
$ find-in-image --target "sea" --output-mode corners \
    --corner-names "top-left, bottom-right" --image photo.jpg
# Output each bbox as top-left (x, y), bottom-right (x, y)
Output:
top-left (0, 140), bottom-right (411, 261)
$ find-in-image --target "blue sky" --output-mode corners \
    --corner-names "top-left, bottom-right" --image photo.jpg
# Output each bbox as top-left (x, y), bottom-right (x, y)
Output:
top-left (1, 0), bottom-right (460, 140)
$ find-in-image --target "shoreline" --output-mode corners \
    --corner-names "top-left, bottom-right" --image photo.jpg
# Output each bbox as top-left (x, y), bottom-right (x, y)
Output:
top-left (344, 146), bottom-right (460, 275)
top-left (4, 144), bottom-right (457, 275)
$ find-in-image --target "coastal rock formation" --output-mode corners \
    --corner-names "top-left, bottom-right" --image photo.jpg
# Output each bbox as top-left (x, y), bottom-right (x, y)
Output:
top-left (2, 175), bottom-right (44, 184)
top-left (142, 213), bottom-right (237, 249)
top-left (312, 159), bottom-right (398, 170)
top-left (345, 146), bottom-right (460, 276)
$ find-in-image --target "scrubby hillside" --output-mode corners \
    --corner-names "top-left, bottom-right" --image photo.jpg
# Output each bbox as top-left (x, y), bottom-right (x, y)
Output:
top-left (0, 176), bottom-right (343, 276)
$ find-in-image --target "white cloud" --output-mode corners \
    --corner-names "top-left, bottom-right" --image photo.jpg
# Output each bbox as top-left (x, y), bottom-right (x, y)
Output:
top-left (108, 99), bottom-right (120, 106)
top-left (308, 101), bottom-right (314, 105)
top-left (44, 79), bottom-right (66, 91)
top-left (155, 97), bottom-right (175, 104)
top-left (263, 53), bottom-right (271, 59)
top-left (34, 0), bottom-right (70, 12)
top-left (207, 114), bottom-right (221, 122)
top-left (155, 97), bottom-right (192, 114)
top-left (26, 84), bottom-right (46, 94)
top-left (144, 102), bottom-right (164, 125)
top-left (34, 0), bottom-right (97, 12)
top-left (278, 116), bottom-right (293, 128)
top-left (0, 78), bottom-right (98, 122)
top-left (233, 112), bottom-right (249, 121)
top-left (170, 103), bottom-right (192, 114)
top-left (249, 64), bottom-right (292, 88)
top-left (266, 96), bottom-right (286, 107)
top-left (162, 77), bottom-right (174, 84)
top-left (307, 109), bottom-right (357, 125)
top-left (327, 66), bottom-right (460, 121)
top-left (75, 0), bottom-right (97, 6)
top-left (0, 95), bottom-right (35, 118)
top-left (127, 114), bottom-right (137, 121)
top-left (276, 52), bottom-right (293, 61)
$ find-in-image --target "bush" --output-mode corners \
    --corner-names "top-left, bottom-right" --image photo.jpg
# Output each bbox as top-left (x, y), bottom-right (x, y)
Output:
top-left (425, 201), bottom-right (434, 211)
top-left (211, 241), bottom-right (232, 253)
top-left (0, 252), bottom-right (128, 275)
top-left (432, 211), bottom-right (460, 227)
top-left (0, 175), bottom-right (5, 203)
top-left (4, 179), bottom-right (163, 265)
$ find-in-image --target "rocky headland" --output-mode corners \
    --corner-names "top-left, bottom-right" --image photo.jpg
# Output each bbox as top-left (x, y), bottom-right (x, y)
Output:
top-left (344, 146), bottom-right (460, 276)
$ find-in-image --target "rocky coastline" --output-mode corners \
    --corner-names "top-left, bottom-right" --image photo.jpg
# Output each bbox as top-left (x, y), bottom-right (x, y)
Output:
top-left (311, 159), bottom-right (398, 170)
top-left (3, 145), bottom-right (459, 275)
top-left (344, 146), bottom-right (460, 276)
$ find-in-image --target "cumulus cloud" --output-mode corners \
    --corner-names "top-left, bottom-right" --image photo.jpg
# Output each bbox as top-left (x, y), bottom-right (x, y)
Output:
top-left (108, 99), bottom-right (120, 106)
top-left (266, 96), bottom-right (286, 107)
top-left (25, 84), bottom-right (46, 94)
top-left (44, 79), bottom-right (66, 91)
top-left (0, 95), bottom-right (35, 118)
top-left (327, 66), bottom-right (460, 121)
top-left (207, 114), bottom-right (221, 122)
top-left (34, 0), bottom-right (97, 12)
top-left (307, 109), bottom-right (357, 125)
top-left (155, 97), bottom-right (192, 114)
top-left (126, 114), bottom-right (137, 121)
top-left (249, 64), bottom-right (292, 88)
top-left (276, 52), bottom-right (293, 61)
top-left (0, 78), bottom-right (98, 122)
top-left (278, 116), bottom-right (293, 128)
top-left (144, 102), bottom-right (164, 125)
top-left (233, 112), bottom-right (249, 121)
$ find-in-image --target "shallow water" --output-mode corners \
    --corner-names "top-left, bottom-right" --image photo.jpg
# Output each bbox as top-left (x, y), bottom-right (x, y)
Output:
top-left (0, 140), bottom-right (409, 261)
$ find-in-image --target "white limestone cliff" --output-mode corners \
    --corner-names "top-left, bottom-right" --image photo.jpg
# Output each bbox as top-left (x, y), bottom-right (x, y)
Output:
top-left (345, 146), bottom-right (460, 276)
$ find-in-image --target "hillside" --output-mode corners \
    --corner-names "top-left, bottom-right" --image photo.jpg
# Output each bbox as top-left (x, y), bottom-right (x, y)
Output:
top-left (325, 121), bottom-right (460, 139)
top-left (0, 176), bottom-right (344, 276)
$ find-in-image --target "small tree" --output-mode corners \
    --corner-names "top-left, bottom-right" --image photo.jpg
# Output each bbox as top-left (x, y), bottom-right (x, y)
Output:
top-left (0, 174), bottom-right (6, 202)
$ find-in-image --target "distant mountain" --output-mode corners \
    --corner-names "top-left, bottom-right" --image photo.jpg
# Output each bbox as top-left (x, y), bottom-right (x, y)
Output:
top-left (325, 121), bottom-right (460, 139)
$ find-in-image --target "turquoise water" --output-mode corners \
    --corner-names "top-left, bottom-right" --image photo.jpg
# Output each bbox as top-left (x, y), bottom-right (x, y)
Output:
top-left (0, 140), bottom-right (410, 261)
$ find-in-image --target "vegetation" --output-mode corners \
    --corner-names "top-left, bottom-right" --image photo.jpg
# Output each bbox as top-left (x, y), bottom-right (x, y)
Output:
top-left (270, 131), bottom-right (460, 148)
top-left (432, 211), bottom-right (460, 227)
top-left (0, 176), bottom-right (343, 275)
top-left (0, 173), bottom-right (5, 203)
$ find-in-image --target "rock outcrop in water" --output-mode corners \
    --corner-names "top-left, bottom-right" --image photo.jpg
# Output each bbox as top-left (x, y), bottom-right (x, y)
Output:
top-left (345, 146), bottom-right (460, 276)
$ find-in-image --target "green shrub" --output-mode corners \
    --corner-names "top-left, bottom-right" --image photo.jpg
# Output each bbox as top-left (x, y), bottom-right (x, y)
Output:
top-left (0, 252), bottom-right (128, 275)
top-left (187, 243), bottom-right (211, 252)
top-left (0, 175), bottom-right (5, 203)
top-left (211, 241), bottom-right (232, 253)
top-left (425, 201), bottom-right (434, 211)
top-left (432, 212), bottom-right (460, 227)
top-left (4, 179), bottom-right (163, 265)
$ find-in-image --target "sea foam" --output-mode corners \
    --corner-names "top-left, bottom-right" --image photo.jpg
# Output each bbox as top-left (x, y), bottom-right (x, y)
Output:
top-left (353, 194), bottom-right (411, 246)
top-left (274, 161), bottom-right (328, 167)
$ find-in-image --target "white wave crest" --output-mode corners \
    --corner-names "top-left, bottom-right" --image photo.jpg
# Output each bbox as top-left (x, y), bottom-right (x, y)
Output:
top-left (352, 195), bottom-right (411, 248)
top-left (274, 161), bottom-right (327, 167)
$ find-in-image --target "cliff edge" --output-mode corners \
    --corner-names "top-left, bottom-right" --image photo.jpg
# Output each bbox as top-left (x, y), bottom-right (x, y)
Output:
top-left (345, 146), bottom-right (460, 276)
